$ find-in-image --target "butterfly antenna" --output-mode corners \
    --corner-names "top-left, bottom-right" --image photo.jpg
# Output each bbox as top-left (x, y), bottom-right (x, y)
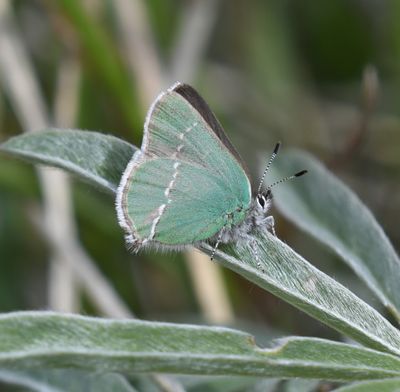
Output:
top-left (257, 142), bottom-right (281, 194)
top-left (267, 170), bottom-right (308, 191)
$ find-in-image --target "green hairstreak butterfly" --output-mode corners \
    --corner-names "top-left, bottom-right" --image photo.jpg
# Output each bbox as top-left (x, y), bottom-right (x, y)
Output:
top-left (116, 82), bottom-right (306, 259)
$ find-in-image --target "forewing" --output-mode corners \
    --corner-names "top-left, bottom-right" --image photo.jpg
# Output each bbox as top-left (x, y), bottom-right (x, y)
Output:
top-left (143, 83), bottom-right (250, 180)
top-left (172, 83), bottom-right (248, 173)
top-left (122, 158), bottom-right (250, 245)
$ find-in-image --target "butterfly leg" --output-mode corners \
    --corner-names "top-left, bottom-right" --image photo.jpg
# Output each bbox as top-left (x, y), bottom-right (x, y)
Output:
top-left (252, 238), bottom-right (264, 273)
top-left (265, 215), bottom-right (276, 236)
top-left (243, 235), bottom-right (265, 273)
top-left (210, 227), bottom-right (225, 261)
top-left (125, 236), bottom-right (142, 253)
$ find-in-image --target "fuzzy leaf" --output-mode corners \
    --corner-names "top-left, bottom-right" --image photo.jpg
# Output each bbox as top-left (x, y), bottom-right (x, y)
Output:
top-left (269, 150), bottom-right (400, 321)
top-left (178, 375), bottom-right (277, 392)
top-left (1, 312), bottom-right (400, 381)
top-left (0, 369), bottom-right (136, 392)
top-left (0, 129), bottom-right (136, 193)
top-left (334, 378), bottom-right (400, 391)
top-left (2, 131), bottom-right (400, 357)
top-left (205, 232), bottom-right (400, 357)
top-left (282, 379), bottom-right (321, 392)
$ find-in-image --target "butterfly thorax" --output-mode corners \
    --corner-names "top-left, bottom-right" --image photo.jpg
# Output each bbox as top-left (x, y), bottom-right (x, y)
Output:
top-left (211, 191), bottom-right (274, 244)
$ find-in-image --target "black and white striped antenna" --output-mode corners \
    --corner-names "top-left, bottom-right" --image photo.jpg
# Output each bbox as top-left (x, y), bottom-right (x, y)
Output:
top-left (257, 142), bottom-right (281, 194)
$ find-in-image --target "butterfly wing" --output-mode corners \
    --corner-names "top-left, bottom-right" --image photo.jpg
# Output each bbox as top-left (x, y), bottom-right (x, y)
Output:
top-left (116, 82), bottom-right (251, 247)
top-left (121, 158), bottom-right (249, 245)
top-left (172, 83), bottom-right (250, 176)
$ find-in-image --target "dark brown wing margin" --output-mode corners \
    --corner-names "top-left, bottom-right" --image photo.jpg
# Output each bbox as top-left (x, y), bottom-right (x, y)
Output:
top-left (173, 83), bottom-right (250, 177)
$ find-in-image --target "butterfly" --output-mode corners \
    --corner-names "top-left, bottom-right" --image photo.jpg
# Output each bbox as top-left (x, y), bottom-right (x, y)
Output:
top-left (116, 82), bottom-right (306, 259)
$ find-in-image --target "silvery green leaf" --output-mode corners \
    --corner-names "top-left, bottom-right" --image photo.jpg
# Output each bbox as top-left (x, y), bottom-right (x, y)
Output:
top-left (2, 131), bottom-right (400, 357)
top-left (281, 379), bottom-right (321, 392)
top-left (248, 379), bottom-right (281, 392)
top-left (269, 150), bottom-right (400, 321)
top-left (0, 369), bottom-right (136, 392)
top-left (207, 232), bottom-right (400, 356)
top-left (0, 129), bottom-right (136, 193)
top-left (334, 378), bottom-right (400, 391)
top-left (1, 312), bottom-right (400, 380)
top-left (178, 375), bottom-right (274, 392)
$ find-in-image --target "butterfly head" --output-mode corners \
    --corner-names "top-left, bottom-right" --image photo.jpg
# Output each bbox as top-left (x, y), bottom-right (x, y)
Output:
top-left (256, 142), bottom-right (307, 211)
top-left (255, 190), bottom-right (272, 213)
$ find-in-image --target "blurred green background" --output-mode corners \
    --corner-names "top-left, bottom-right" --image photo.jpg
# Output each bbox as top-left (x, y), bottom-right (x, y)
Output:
top-left (0, 0), bottom-right (399, 344)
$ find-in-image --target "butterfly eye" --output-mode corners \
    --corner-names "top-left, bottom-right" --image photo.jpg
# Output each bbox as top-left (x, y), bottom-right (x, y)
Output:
top-left (257, 195), bottom-right (266, 208)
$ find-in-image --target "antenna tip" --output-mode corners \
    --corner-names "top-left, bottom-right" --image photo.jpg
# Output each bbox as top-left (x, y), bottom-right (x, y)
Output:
top-left (295, 170), bottom-right (308, 177)
top-left (273, 142), bottom-right (281, 154)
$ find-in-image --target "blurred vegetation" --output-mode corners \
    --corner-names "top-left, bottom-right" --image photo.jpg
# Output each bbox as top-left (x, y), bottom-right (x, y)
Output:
top-left (0, 0), bottom-right (399, 353)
